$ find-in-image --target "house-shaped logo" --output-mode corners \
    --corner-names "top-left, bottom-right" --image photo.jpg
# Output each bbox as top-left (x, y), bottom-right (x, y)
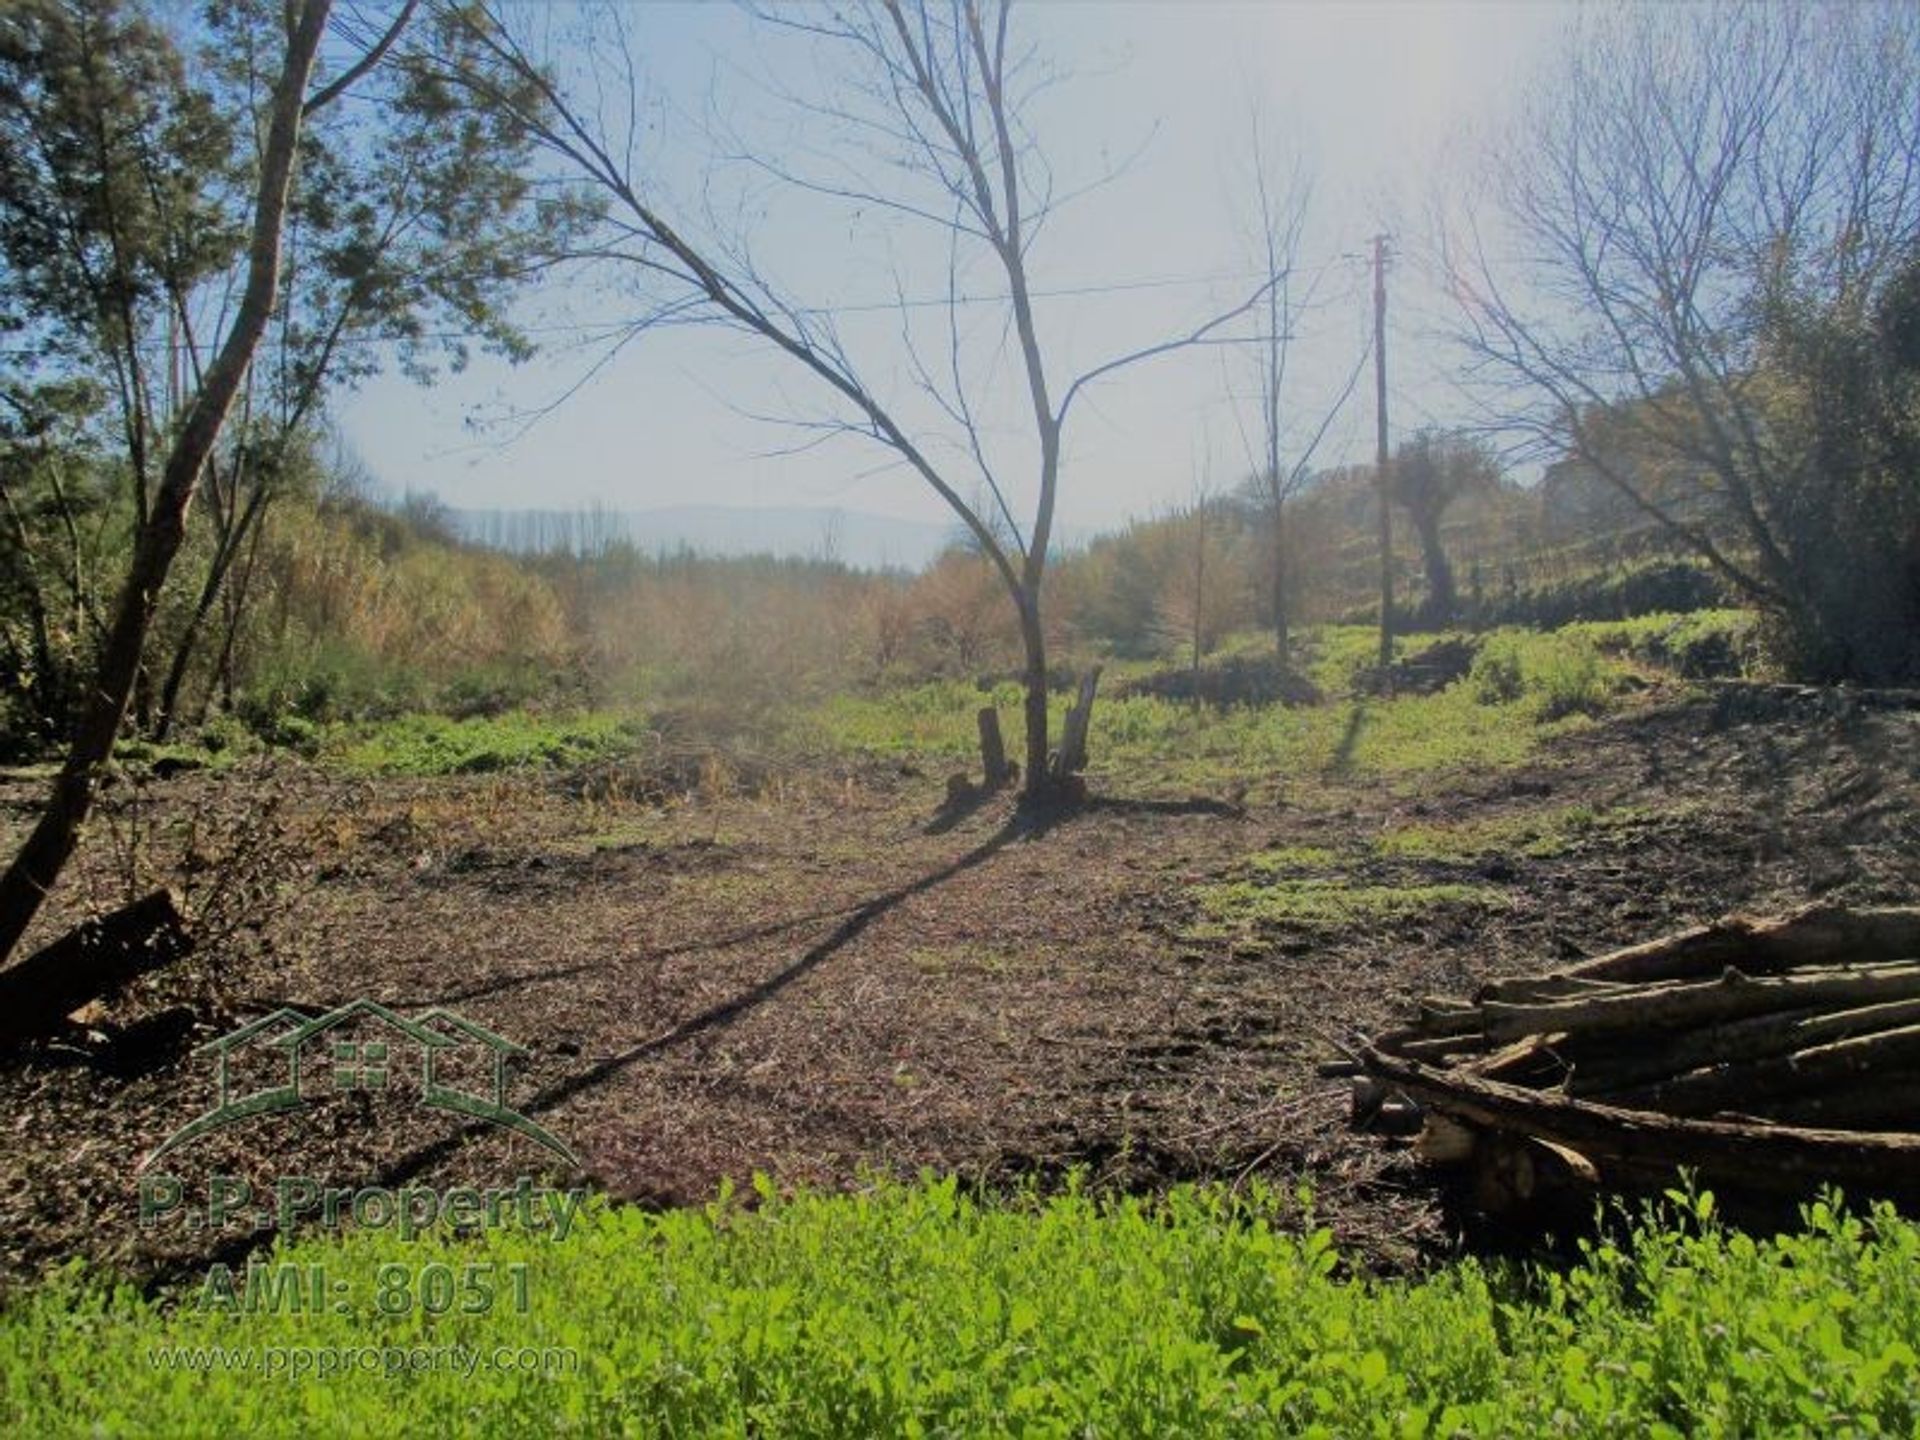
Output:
top-left (144, 999), bottom-right (577, 1169)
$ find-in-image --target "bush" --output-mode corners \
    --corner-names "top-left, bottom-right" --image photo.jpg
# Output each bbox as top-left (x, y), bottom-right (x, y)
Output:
top-left (1470, 631), bottom-right (1612, 718)
top-left (1469, 637), bottom-right (1526, 704)
top-left (1569, 610), bottom-right (1763, 680)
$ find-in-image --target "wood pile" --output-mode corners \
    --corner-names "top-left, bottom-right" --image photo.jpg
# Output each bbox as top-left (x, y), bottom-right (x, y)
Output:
top-left (1353, 905), bottom-right (1920, 1216)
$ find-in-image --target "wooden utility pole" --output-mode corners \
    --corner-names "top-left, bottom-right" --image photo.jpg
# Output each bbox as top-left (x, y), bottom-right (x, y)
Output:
top-left (1372, 232), bottom-right (1393, 670)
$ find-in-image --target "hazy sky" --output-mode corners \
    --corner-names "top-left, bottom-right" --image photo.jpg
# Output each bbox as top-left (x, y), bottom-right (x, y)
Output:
top-left (336, 1), bottom-right (1570, 534)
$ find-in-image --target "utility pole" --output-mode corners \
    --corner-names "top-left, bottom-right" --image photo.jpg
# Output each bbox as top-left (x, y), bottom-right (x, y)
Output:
top-left (1372, 232), bottom-right (1393, 671)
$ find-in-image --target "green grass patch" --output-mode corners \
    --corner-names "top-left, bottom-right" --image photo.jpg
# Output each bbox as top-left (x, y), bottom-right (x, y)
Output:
top-left (323, 712), bottom-right (642, 776)
top-left (1192, 875), bottom-right (1504, 935)
top-left (1245, 845), bottom-right (1344, 872)
top-left (4, 1182), bottom-right (1917, 1436)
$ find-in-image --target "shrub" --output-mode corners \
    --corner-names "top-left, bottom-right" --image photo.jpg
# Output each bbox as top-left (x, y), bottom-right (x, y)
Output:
top-left (1469, 636), bottom-right (1527, 704)
top-left (1469, 631), bottom-right (1612, 718)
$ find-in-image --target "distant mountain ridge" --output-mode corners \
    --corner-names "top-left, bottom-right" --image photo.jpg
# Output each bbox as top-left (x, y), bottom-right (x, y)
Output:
top-left (448, 504), bottom-right (960, 570)
top-left (449, 503), bottom-right (1094, 571)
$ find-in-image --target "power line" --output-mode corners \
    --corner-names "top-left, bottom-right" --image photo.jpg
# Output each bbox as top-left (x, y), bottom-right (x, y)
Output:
top-left (0, 254), bottom-right (1373, 362)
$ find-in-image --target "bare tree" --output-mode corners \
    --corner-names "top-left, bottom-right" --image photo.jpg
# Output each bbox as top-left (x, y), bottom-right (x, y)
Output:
top-left (1156, 462), bottom-right (1223, 699)
top-left (1224, 115), bottom-right (1365, 668)
top-left (0, 0), bottom-right (334, 966)
top-left (1447, 2), bottom-right (1920, 681)
top-left (443, 0), bottom-right (1276, 800)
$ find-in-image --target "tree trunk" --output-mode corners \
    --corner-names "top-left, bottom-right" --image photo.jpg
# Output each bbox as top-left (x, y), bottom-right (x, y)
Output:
top-left (1413, 508), bottom-right (1455, 623)
top-left (1018, 596), bottom-right (1051, 802)
top-left (1532, 904), bottom-right (1920, 989)
top-left (1362, 1043), bottom-right (1920, 1204)
top-left (1480, 962), bottom-right (1920, 1045)
top-left (1271, 499), bottom-right (1290, 666)
top-left (0, 0), bottom-right (332, 968)
top-left (206, 512), bottom-right (270, 724)
top-left (155, 481), bottom-right (269, 740)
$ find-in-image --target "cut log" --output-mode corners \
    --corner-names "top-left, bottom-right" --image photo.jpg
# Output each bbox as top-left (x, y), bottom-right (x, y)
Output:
top-left (1762, 1086), bottom-right (1920, 1130)
top-left (1361, 1043), bottom-right (1920, 1203)
top-left (1410, 1005), bottom-right (1485, 1041)
top-left (1471, 1131), bottom-right (1601, 1215)
top-left (1372, 1028), bottom-right (1488, 1062)
top-left (1543, 904), bottom-right (1920, 987)
top-left (1474, 1034), bottom-right (1571, 1086)
top-left (1481, 963), bottom-right (1920, 1044)
top-left (1562, 996), bottom-right (1920, 1098)
top-left (1473, 975), bottom-right (1635, 1005)
top-left (1416, 1113), bottom-right (1478, 1164)
top-left (0, 890), bottom-right (192, 1047)
top-left (1601, 1022), bottom-right (1920, 1118)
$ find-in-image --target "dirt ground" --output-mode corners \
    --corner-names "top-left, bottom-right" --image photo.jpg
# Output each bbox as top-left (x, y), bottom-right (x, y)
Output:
top-left (2, 683), bottom-right (1917, 1291)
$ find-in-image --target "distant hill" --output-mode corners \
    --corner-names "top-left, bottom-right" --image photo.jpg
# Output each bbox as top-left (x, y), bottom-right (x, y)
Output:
top-left (449, 504), bottom-right (960, 571)
top-left (450, 503), bottom-right (1096, 571)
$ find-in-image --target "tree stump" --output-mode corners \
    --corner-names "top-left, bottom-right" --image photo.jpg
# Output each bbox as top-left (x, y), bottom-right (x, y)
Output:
top-left (1051, 665), bottom-right (1103, 780)
top-left (976, 706), bottom-right (1013, 789)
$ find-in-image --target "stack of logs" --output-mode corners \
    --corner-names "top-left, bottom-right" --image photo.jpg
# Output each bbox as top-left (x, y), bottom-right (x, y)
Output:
top-left (1355, 905), bottom-right (1920, 1216)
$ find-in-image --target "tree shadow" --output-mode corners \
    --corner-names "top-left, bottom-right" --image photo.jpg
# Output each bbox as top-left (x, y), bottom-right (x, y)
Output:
top-left (162, 806), bottom-right (1071, 1292)
top-left (1325, 701), bottom-right (1369, 777)
top-left (361, 805), bottom-right (1078, 1191)
top-left (384, 899), bottom-right (872, 1010)
top-left (922, 782), bottom-right (1010, 835)
top-left (1081, 794), bottom-right (1247, 820)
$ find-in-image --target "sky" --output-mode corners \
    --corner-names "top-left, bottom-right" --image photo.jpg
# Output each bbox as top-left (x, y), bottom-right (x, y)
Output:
top-left (335, 1), bottom-right (1572, 538)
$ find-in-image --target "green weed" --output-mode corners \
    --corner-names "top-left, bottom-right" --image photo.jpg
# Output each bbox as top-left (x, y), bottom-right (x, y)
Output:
top-left (325, 711), bottom-right (641, 776)
top-left (2, 1182), bottom-right (1915, 1436)
top-left (1192, 876), bottom-right (1504, 934)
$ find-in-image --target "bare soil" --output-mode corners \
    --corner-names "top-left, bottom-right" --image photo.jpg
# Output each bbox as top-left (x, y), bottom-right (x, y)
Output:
top-left (1, 685), bottom-right (1917, 1290)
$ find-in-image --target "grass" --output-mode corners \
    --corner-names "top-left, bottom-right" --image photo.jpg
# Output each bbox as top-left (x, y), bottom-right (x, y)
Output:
top-left (803, 626), bottom-right (1629, 801)
top-left (322, 712), bottom-right (643, 777)
top-left (273, 622), bottom-right (1659, 794)
top-left (1246, 845), bottom-right (1345, 872)
top-left (1566, 609), bottom-right (1762, 679)
top-left (1191, 876), bottom-right (1504, 936)
top-left (3, 1181), bottom-right (1916, 1436)
top-left (1194, 802), bottom-right (1662, 936)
